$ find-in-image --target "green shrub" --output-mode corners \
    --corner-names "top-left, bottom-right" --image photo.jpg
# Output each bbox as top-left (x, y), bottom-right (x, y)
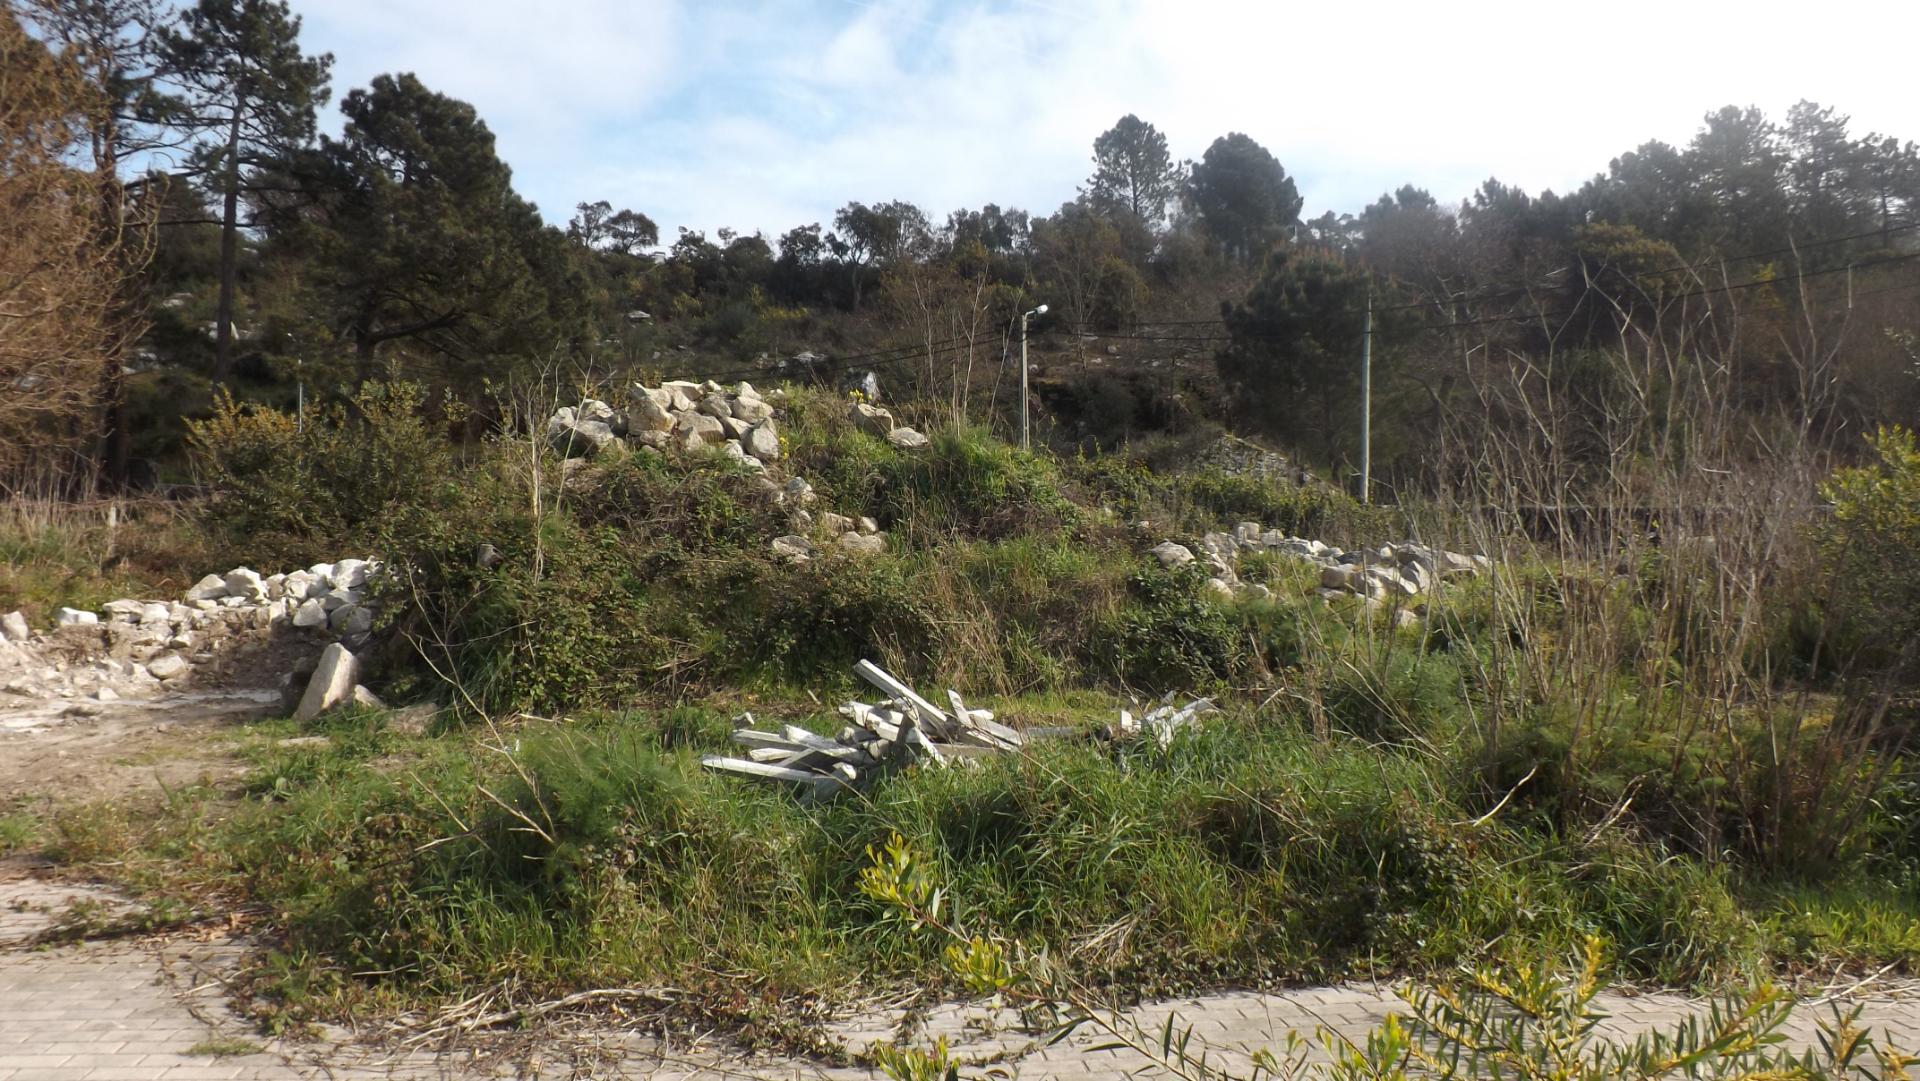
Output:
top-left (1098, 563), bottom-right (1244, 691)
top-left (188, 378), bottom-right (458, 562)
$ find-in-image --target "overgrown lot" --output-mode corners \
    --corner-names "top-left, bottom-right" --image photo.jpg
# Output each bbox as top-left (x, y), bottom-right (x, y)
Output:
top-left (6, 381), bottom-right (1920, 1035)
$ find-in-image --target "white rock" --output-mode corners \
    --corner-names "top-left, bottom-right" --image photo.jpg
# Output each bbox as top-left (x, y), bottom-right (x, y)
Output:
top-left (185, 574), bottom-right (229, 602)
top-left (95, 685), bottom-right (120, 702)
top-left (331, 558), bottom-right (370, 589)
top-left (1203, 577), bottom-right (1236, 600)
top-left (56, 608), bottom-right (99, 627)
top-left (676, 411), bottom-right (725, 445)
top-left (835, 532), bottom-right (886, 556)
top-left (1151, 542), bottom-right (1195, 569)
top-left (144, 653), bottom-right (188, 680)
top-left (224, 567), bottom-right (267, 602)
top-left (292, 598), bottom-right (329, 628)
top-left (771, 535), bottom-right (816, 562)
top-left (697, 393), bottom-right (734, 420)
top-left (264, 573), bottom-right (287, 600)
top-left (329, 604), bottom-right (373, 637)
top-left (349, 685), bottom-right (386, 711)
top-left (857, 516), bottom-right (878, 534)
top-left (294, 643), bottom-right (359, 722)
top-left (731, 396), bottom-right (774, 423)
top-left (1, 611), bottom-right (28, 642)
top-left (782, 477), bottom-right (816, 506)
top-left (104, 599), bottom-right (146, 621)
top-left (743, 421), bottom-right (780, 461)
top-left (218, 595), bottom-right (247, 608)
top-left (140, 602), bottom-right (171, 625)
top-left (848, 402), bottom-right (894, 436)
top-left (886, 427), bottom-right (929, 449)
top-left (308, 563), bottom-right (335, 584)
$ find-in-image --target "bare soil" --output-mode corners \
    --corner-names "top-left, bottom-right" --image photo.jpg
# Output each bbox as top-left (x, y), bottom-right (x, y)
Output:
top-left (0, 690), bottom-right (279, 810)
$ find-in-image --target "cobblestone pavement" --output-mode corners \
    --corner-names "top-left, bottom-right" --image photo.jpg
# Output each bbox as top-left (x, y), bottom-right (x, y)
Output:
top-left (4, 875), bottom-right (1918, 1080)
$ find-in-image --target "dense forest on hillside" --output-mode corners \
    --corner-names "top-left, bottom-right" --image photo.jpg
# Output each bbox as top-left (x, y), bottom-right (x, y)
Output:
top-left (6, 0), bottom-right (1920, 498)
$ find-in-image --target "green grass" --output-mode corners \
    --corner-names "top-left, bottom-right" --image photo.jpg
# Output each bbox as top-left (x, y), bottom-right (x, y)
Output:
top-left (186, 1037), bottom-right (265, 1058)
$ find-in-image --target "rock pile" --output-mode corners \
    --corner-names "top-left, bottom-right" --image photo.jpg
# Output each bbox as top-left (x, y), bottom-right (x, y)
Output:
top-left (1152, 524), bottom-right (1491, 620)
top-left (0, 557), bottom-right (384, 712)
top-left (546, 381), bottom-right (932, 567)
top-left (547, 380), bottom-right (786, 472)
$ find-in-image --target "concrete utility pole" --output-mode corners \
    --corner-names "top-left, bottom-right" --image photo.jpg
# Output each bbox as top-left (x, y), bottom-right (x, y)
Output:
top-left (1360, 284), bottom-right (1373, 505)
top-left (1020, 303), bottom-right (1048, 451)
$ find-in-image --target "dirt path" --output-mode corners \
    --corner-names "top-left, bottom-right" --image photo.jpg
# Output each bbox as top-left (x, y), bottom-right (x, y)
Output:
top-left (0, 691), bottom-right (279, 810)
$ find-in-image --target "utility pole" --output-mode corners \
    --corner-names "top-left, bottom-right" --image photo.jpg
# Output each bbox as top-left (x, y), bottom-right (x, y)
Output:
top-left (1020, 303), bottom-right (1048, 451)
top-left (1360, 284), bottom-right (1373, 505)
top-left (295, 356), bottom-right (304, 433)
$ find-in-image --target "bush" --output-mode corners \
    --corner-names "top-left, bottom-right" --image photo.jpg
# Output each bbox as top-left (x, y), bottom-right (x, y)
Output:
top-left (189, 379), bottom-right (458, 563)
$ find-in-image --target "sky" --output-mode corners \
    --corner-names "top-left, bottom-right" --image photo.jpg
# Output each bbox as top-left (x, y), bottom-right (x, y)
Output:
top-left (294, 0), bottom-right (1920, 242)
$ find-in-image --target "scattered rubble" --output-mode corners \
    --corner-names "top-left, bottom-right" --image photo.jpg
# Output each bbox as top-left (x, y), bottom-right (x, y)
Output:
top-left (1111, 695), bottom-right (1218, 749)
top-left (1153, 525), bottom-right (1492, 620)
top-left (701, 660), bottom-right (1024, 799)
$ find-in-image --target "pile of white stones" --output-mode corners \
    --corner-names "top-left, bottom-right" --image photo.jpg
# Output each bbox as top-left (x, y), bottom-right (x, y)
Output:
top-left (548, 380), bottom-right (935, 564)
top-left (1152, 522), bottom-right (1491, 621)
top-left (0, 557), bottom-right (381, 708)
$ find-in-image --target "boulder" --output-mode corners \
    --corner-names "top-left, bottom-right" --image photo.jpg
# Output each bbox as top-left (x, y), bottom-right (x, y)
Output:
top-left (857, 516), bottom-right (879, 534)
top-left (675, 411), bottom-right (725, 445)
top-left (743, 420), bottom-right (780, 461)
top-left (661, 381), bottom-right (700, 411)
top-left (1320, 564), bottom-right (1358, 591)
top-left (140, 602), bottom-right (171, 625)
top-left (293, 643), bottom-right (359, 722)
top-left (144, 653), bottom-right (188, 681)
top-left (547, 405), bottom-right (618, 458)
top-left (1, 611), bottom-right (28, 642)
top-left (835, 531), bottom-right (886, 556)
top-left (783, 477), bottom-right (817, 506)
top-left (329, 604), bottom-right (373, 638)
top-left (719, 415), bottom-right (753, 440)
top-left (56, 608), bottom-right (99, 627)
top-left (1233, 521), bottom-right (1264, 546)
top-left (771, 535), bottom-right (816, 563)
top-left (322, 588), bottom-right (359, 612)
top-left (349, 685), bottom-right (386, 711)
top-left (634, 429), bottom-right (673, 450)
top-left (1151, 542), bottom-right (1195, 568)
top-left (264, 573), bottom-right (288, 600)
top-left (886, 427), bottom-right (930, 449)
top-left (697, 393), bottom-right (735, 420)
top-left (292, 598), bottom-right (329, 628)
top-left (820, 512), bottom-right (855, 535)
top-left (224, 567), bottom-right (267, 602)
top-left (104, 599), bottom-right (146, 622)
top-left (848, 402), bottom-right (895, 436)
top-left (185, 573), bottom-right (229, 602)
top-left (1202, 577), bottom-right (1237, 600)
top-left (335, 558), bottom-right (375, 590)
top-left (731, 396), bottom-right (774, 423)
top-left (630, 395), bottom-right (675, 432)
top-left (308, 562), bottom-right (335, 584)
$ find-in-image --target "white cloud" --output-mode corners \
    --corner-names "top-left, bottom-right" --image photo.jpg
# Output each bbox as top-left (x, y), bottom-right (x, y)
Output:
top-left (295, 0), bottom-right (1920, 238)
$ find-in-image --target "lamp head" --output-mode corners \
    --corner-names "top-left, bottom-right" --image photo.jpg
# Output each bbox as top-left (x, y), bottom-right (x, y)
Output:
top-left (1035, 304), bottom-right (1048, 315)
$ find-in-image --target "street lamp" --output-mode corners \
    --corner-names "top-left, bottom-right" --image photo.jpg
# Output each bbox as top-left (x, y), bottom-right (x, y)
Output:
top-left (1020, 303), bottom-right (1048, 451)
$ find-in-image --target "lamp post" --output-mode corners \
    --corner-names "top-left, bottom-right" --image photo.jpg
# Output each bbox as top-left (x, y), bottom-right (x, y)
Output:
top-left (1020, 303), bottom-right (1047, 451)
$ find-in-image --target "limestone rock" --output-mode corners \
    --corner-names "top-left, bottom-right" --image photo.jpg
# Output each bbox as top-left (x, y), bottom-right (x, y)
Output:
top-left (835, 531), bottom-right (886, 556)
top-left (771, 535), bottom-right (816, 563)
top-left (547, 404), bottom-right (618, 458)
top-left (185, 573), bottom-right (229, 602)
top-left (630, 395), bottom-right (675, 432)
top-left (144, 653), bottom-right (188, 681)
top-left (1203, 577), bottom-right (1237, 600)
top-left (731, 396), bottom-right (774, 423)
top-left (743, 420), bottom-right (780, 461)
top-left (104, 599), bottom-right (146, 621)
top-left (849, 402), bottom-right (895, 436)
top-left (1, 611), bottom-right (28, 642)
top-left (294, 643), bottom-right (359, 722)
top-left (1151, 542), bottom-right (1195, 569)
top-left (56, 608), bottom-right (99, 627)
top-left (783, 477), bottom-right (817, 506)
top-left (886, 427), bottom-right (930, 449)
top-left (224, 567), bottom-right (267, 602)
top-left (820, 512), bottom-right (855, 535)
top-left (720, 415), bottom-right (753, 440)
top-left (292, 598), bottom-right (329, 628)
top-left (349, 685), bottom-right (386, 711)
top-left (139, 602), bottom-right (171, 625)
top-left (329, 604), bottom-right (373, 638)
top-left (676, 411), bottom-right (725, 445)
